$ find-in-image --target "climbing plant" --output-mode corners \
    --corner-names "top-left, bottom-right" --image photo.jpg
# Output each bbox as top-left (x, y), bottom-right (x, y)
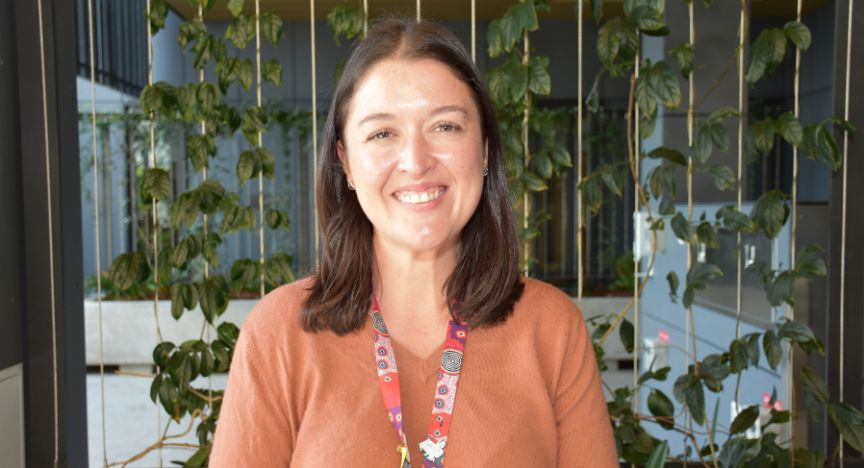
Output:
top-left (582, 0), bottom-right (862, 466)
top-left (103, 0), bottom-right (296, 465)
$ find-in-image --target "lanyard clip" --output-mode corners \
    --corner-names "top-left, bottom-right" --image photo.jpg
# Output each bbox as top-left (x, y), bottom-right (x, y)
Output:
top-left (397, 443), bottom-right (411, 468)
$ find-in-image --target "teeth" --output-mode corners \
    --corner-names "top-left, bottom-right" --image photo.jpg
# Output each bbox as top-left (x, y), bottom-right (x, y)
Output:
top-left (396, 188), bottom-right (443, 204)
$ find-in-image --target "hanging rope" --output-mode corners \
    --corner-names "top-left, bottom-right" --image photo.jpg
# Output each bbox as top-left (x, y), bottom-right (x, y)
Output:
top-left (631, 41), bottom-right (641, 422)
top-left (311, 0), bottom-right (319, 265)
top-left (145, 1), bottom-right (164, 465)
top-left (35, 0), bottom-right (60, 465)
top-left (86, 0), bottom-right (108, 464)
top-left (416, 0), bottom-right (421, 22)
top-left (576, 0), bottom-right (584, 304)
top-left (734, 0), bottom-right (746, 391)
top-left (256, 0), bottom-right (265, 298)
top-left (788, 0), bottom-right (804, 456)
top-left (363, 0), bottom-right (368, 35)
top-left (838, 0), bottom-right (854, 463)
top-left (522, 31), bottom-right (531, 273)
top-left (471, 0), bottom-right (476, 63)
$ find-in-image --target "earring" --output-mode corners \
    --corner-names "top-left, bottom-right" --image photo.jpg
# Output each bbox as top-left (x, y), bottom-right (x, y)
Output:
top-left (347, 181), bottom-right (355, 191)
top-left (483, 167), bottom-right (489, 177)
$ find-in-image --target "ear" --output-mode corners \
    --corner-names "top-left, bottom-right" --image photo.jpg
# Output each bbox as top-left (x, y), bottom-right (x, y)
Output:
top-left (483, 140), bottom-right (489, 168)
top-left (337, 140), bottom-right (353, 184)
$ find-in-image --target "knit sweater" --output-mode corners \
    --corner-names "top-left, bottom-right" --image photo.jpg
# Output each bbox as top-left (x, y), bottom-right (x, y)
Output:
top-left (210, 277), bottom-right (619, 467)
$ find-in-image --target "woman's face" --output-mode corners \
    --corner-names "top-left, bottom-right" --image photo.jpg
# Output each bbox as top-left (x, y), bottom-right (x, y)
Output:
top-left (338, 57), bottom-right (486, 257)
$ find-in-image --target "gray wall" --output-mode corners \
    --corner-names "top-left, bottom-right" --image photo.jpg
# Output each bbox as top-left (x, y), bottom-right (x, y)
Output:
top-left (0, 0), bottom-right (24, 373)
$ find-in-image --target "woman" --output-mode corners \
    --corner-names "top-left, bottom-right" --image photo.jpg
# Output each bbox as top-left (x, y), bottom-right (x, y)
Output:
top-left (211, 17), bottom-right (617, 467)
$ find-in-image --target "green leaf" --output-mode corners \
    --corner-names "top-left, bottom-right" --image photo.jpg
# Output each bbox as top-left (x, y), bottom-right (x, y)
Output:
top-left (169, 191), bottom-right (199, 229)
top-left (647, 390), bottom-right (675, 430)
top-left (766, 270), bottom-right (796, 306)
top-left (257, 146), bottom-right (276, 179)
top-left (716, 204), bottom-right (753, 232)
top-left (237, 150), bottom-right (255, 186)
top-left (730, 405), bottom-right (760, 435)
top-left (750, 190), bottom-right (788, 239)
top-left (226, 14), bottom-right (255, 49)
top-left (708, 164), bottom-right (736, 191)
top-left (185, 446), bottom-right (210, 468)
top-left (746, 28), bottom-right (787, 83)
top-left (528, 56), bottom-right (551, 95)
top-left (828, 402), bottom-right (864, 453)
top-left (140, 81), bottom-right (177, 115)
top-left (763, 330), bottom-right (783, 370)
top-left (262, 59), bottom-right (282, 86)
top-left (170, 284), bottom-right (185, 320)
top-left (674, 373), bottom-right (706, 425)
top-left (507, 1), bottom-right (539, 33)
top-left (696, 221), bottom-right (719, 248)
top-left (671, 212), bottom-right (694, 243)
top-left (195, 179), bottom-right (225, 214)
top-left (684, 262), bottom-right (723, 308)
top-left (597, 18), bottom-right (624, 72)
top-left (230, 258), bottom-right (259, 292)
top-left (774, 111), bottom-right (803, 146)
top-left (666, 271), bottom-right (679, 303)
top-left (178, 19), bottom-right (207, 50)
top-left (147, 0), bottom-right (168, 33)
top-left (196, 82), bottom-right (220, 115)
top-left (140, 168), bottom-right (170, 200)
top-left (590, 0), bottom-right (603, 23)
top-left (620, 318), bottom-right (635, 354)
top-left (645, 440), bottom-right (668, 468)
top-left (647, 147), bottom-right (686, 166)
top-left (777, 319), bottom-right (822, 351)
top-left (650, 61), bottom-right (681, 109)
top-left (669, 42), bottom-right (694, 79)
top-left (522, 171), bottom-right (548, 192)
top-left (648, 162), bottom-right (677, 199)
top-left (108, 252), bottom-right (149, 291)
top-left (801, 366), bottom-right (829, 403)
top-left (187, 134), bottom-right (216, 172)
top-left (783, 21), bottom-right (811, 52)
top-left (639, 366), bottom-right (670, 384)
top-left (241, 106), bottom-right (266, 145)
top-left (238, 59), bottom-right (254, 91)
top-left (227, 0), bottom-right (243, 17)
top-left (628, 5), bottom-right (665, 33)
top-left (708, 106), bottom-right (739, 122)
top-left (801, 122), bottom-right (842, 171)
top-left (719, 437), bottom-right (762, 467)
top-left (199, 276), bottom-right (229, 323)
top-left (635, 70), bottom-right (657, 117)
top-left (265, 253), bottom-right (294, 286)
top-left (699, 353), bottom-right (731, 392)
top-left (795, 245), bottom-right (827, 277)
top-left (260, 12), bottom-right (284, 45)
top-left (327, 4), bottom-right (362, 46)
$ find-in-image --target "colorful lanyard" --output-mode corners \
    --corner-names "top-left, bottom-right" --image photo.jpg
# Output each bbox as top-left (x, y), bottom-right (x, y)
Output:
top-left (370, 298), bottom-right (468, 468)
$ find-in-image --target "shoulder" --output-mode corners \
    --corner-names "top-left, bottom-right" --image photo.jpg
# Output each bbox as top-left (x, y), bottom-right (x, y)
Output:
top-left (239, 276), bottom-right (315, 344)
top-left (513, 277), bottom-right (585, 330)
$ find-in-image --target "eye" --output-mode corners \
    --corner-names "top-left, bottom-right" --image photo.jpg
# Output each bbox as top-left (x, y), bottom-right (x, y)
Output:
top-left (435, 121), bottom-right (462, 133)
top-left (366, 129), bottom-right (394, 141)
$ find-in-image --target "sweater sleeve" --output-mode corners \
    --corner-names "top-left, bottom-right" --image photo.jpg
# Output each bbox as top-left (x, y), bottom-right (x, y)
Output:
top-left (209, 298), bottom-right (296, 467)
top-left (555, 305), bottom-right (619, 467)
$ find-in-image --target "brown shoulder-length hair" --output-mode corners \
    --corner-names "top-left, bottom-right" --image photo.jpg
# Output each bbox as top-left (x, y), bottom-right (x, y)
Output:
top-left (301, 16), bottom-right (523, 335)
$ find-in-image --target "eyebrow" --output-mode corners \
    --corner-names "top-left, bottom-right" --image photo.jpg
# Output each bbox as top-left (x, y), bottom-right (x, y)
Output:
top-left (355, 105), bottom-right (471, 127)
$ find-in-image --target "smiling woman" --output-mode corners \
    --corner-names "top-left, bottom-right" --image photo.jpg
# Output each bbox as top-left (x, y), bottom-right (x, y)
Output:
top-left (210, 16), bottom-right (618, 468)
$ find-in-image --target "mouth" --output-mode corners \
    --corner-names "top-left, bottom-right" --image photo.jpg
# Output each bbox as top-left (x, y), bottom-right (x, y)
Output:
top-left (393, 186), bottom-right (447, 205)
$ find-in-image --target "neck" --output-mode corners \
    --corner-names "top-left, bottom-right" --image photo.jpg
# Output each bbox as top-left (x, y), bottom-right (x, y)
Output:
top-left (372, 236), bottom-right (458, 328)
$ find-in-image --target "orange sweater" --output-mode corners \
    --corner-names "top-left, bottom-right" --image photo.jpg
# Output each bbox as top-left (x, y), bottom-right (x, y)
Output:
top-left (210, 278), bottom-right (618, 467)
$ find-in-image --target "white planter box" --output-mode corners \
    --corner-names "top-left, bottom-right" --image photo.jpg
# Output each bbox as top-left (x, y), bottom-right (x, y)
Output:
top-left (84, 296), bottom-right (633, 368)
top-left (83, 298), bottom-right (258, 366)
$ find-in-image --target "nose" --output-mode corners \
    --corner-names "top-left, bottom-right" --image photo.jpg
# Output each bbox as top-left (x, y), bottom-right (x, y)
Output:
top-left (396, 131), bottom-right (434, 177)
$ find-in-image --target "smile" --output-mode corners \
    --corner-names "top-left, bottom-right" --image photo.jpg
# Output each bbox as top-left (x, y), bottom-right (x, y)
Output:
top-left (394, 187), bottom-right (447, 205)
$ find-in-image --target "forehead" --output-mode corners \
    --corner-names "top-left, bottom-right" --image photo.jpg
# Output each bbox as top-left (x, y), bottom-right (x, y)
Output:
top-left (344, 57), bottom-right (478, 122)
